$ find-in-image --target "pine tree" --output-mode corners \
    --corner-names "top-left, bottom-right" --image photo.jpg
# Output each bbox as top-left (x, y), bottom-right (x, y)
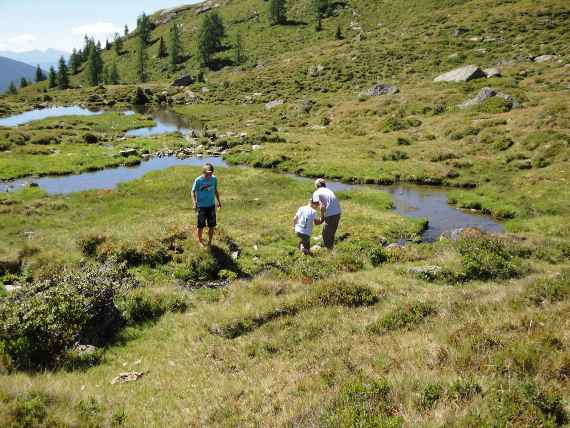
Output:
top-left (268, 0), bottom-right (287, 25)
top-left (7, 81), bottom-right (17, 94)
top-left (124, 24), bottom-right (129, 37)
top-left (20, 77), bottom-right (28, 88)
top-left (196, 12), bottom-right (225, 68)
top-left (158, 36), bottom-right (167, 59)
top-left (105, 39), bottom-right (111, 50)
top-left (234, 32), bottom-right (245, 65)
top-left (35, 65), bottom-right (46, 82)
top-left (57, 56), bottom-right (70, 89)
top-left (86, 45), bottom-right (100, 86)
top-left (109, 62), bottom-right (120, 84)
top-left (70, 49), bottom-right (81, 75)
top-left (114, 33), bottom-right (123, 55)
top-left (48, 67), bottom-right (57, 89)
top-left (168, 23), bottom-right (182, 69)
top-left (335, 24), bottom-right (343, 40)
top-left (136, 37), bottom-right (148, 82)
top-left (136, 13), bottom-right (152, 46)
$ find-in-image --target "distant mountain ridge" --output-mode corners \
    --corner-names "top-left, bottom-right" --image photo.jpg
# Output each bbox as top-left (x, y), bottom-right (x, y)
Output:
top-left (0, 49), bottom-right (68, 71)
top-left (0, 56), bottom-right (37, 92)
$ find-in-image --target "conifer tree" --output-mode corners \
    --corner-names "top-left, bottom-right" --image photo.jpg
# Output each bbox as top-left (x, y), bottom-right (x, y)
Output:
top-left (7, 81), bottom-right (17, 94)
top-left (137, 13), bottom-right (152, 46)
top-left (168, 23), bottom-right (182, 69)
top-left (48, 67), bottom-right (57, 88)
top-left (109, 62), bottom-right (120, 84)
top-left (268, 0), bottom-right (287, 25)
top-left (70, 49), bottom-right (81, 75)
top-left (57, 56), bottom-right (70, 89)
top-left (197, 12), bottom-right (225, 68)
top-left (234, 32), bottom-right (245, 65)
top-left (35, 65), bottom-right (46, 82)
top-left (124, 25), bottom-right (129, 36)
top-left (335, 24), bottom-right (343, 40)
top-left (158, 36), bottom-right (167, 59)
top-left (20, 77), bottom-right (28, 88)
top-left (114, 33), bottom-right (123, 55)
top-left (136, 37), bottom-right (148, 82)
top-left (105, 39), bottom-right (111, 50)
top-left (86, 45), bottom-right (101, 86)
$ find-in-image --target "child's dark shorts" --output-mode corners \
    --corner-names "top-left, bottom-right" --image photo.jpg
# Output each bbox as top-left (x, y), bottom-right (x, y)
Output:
top-left (197, 206), bottom-right (216, 229)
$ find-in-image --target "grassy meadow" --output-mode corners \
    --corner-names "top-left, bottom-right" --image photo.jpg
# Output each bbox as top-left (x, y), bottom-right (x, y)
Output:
top-left (0, 0), bottom-right (569, 425)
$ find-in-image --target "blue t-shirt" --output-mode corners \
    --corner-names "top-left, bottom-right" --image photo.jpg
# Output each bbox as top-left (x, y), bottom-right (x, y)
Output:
top-left (192, 175), bottom-right (217, 208)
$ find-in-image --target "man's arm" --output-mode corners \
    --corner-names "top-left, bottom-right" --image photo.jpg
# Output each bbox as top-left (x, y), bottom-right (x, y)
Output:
top-left (192, 190), bottom-right (197, 211)
top-left (320, 204), bottom-right (326, 222)
top-left (215, 188), bottom-right (222, 209)
top-left (314, 215), bottom-right (323, 226)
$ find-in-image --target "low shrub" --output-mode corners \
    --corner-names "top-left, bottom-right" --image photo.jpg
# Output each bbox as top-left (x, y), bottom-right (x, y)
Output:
top-left (477, 96), bottom-right (514, 113)
top-left (77, 234), bottom-right (108, 257)
top-left (419, 383), bottom-right (444, 410)
top-left (0, 258), bottom-right (137, 370)
top-left (309, 281), bottom-right (378, 308)
top-left (383, 116), bottom-right (422, 133)
top-left (430, 151), bottom-right (460, 162)
top-left (321, 377), bottom-right (402, 428)
top-left (367, 301), bottom-right (437, 335)
top-left (523, 270), bottom-right (570, 306)
top-left (382, 150), bottom-right (409, 161)
top-left (456, 237), bottom-right (524, 281)
top-left (117, 290), bottom-right (189, 325)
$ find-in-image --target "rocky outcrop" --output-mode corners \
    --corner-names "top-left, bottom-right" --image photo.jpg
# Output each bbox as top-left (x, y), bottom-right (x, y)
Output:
top-left (533, 54), bottom-right (557, 63)
top-left (440, 227), bottom-right (485, 241)
top-left (458, 87), bottom-right (519, 110)
top-left (434, 65), bottom-right (486, 82)
top-left (364, 83), bottom-right (400, 96)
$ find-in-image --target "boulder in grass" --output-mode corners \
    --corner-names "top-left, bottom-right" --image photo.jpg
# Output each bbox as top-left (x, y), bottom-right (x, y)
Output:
top-left (484, 67), bottom-right (502, 78)
top-left (265, 99), bottom-right (284, 110)
top-left (533, 55), bottom-right (556, 63)
top-left (172, 75), bottom-right (194, 87)
top-left (434, 65), bottom-right (486, 82)
top-left (458, 87), bottom-right (519, 110)
top-left (365, 83), bottom-right (400, 97)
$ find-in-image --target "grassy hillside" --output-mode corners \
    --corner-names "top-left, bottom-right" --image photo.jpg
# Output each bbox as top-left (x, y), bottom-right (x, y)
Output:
top-left (0, 0), bottom-right (569, 426)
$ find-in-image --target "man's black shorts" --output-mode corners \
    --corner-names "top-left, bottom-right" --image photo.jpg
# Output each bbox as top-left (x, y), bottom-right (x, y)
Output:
top-left (197, 206), bottom-right (216, 229)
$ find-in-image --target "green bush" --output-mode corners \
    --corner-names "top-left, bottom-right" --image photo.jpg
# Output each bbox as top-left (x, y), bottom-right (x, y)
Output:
top-left (368, 301), bottom-right (437, 335)
top-left (523, 270), bottom-right (570, 306)
top-left (117, 290), bottom-right (189, 325)
top-left (309, 281), bottom-right (378, 308)
top-left (174, 251), bottom-right (220, 283)
top-left (321, 377), bottom-right (402, 428)
top-left (477, 96), bottom-right (514, 113)
top-left (456, 237), bottom-right (524, 281)
top-left (419, 383), bottom-right (443, 410)
top-left (0, 258), bottom-right (137, 370)
top-left (382, 150), bottom-right (409, 161)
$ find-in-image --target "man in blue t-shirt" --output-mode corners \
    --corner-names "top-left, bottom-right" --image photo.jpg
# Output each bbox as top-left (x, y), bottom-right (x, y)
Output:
top-left (192, 163), bottom-right (222, 248)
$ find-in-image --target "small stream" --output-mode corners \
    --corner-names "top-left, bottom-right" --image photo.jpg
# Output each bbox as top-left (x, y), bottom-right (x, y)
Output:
top-left (0, 106), bottom-right (505, 241)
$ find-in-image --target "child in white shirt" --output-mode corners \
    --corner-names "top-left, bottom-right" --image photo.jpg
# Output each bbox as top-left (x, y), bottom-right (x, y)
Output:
top-left (293, 200), bottom-right (322, 254)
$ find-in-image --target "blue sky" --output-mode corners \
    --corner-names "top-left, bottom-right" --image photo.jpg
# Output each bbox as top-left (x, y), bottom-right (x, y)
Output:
top-left (0, 0), bottom-right (200, 52)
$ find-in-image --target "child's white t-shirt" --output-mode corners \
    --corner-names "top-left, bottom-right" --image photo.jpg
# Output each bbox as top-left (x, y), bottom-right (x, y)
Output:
top-left (295, 206), bottom-right (316, 236)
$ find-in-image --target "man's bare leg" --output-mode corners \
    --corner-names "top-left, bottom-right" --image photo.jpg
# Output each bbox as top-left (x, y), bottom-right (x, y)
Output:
top-left (207, 227), bottom-right (215, 246)
top-left (197, 228), bottom-right (206, 248)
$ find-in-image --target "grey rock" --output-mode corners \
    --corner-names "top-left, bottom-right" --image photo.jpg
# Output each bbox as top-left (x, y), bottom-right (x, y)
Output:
top-left (172, 74), bottom-right (194, 87)
top-left (434, 65), bottom-right (486, 82)
top-left (484, 67), bottom-right (502, 78)
top-left (365, 83), bottom-right (400, 96)
top-left (458, 87), bottom-right (519, 110)
top-left (73, 344), bottom-right (98, 357)
top-left (534, 54), bottom-right (556, 63)
top-left (265, 99), bottom-right (284, 110)
top-left (453, 27), bottom-right (470, 37)
top-left (385, 243), bottom-right (405, 251)
top-left (111, 372), bottom-right (144, 385)
top-left (308, 64), bottom-right (325, 77)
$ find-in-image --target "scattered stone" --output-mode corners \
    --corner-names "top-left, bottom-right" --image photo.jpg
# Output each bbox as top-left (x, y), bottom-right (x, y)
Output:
top-left (364, 83), bottom-right (400, 97)
top-left (172, 75), bottom-right (194, 87)
top-left (298, 99), bottom-right (315, 114)
top-left (440, 227), bottom-right (485, 241)
top-left (308, 64), bottom-right (325, 77)
top-left (28, 182), bottom-right (39, 188)
top-left (72, 344), bottom-right (98, 357)
top-left (434, 65), bottom-right (486, 82)
top-left (534, 54), bottom-right (556, 63)
top-left (251, 145), bottom-right (263, 150)
top-left (468, 36), bottom-right (483, 42)
top-left (484, 67), bottom-right (502, 78)
top-left (231, 251), bottom-right (240, 261)
top-left (453, 27), bottom-right (470, 37)
top-left (87, 93), bottom-right (102, 103)
top-left (265, 99), bottom-right (284, 110)
top-left (111, 372), bottom-right (145, 385)
top-left (200, 87), bottom-right (209, 94)
top-left (385, 243), bottom-right (405, 251)
top-left (5, 284), bottom-right (22, 293)
top-left (185, 91), bottom-right (199, 104)
top-left (458, 87), bottom-right (519, 110)
top-left (408, 266), bottom-right (443, 281)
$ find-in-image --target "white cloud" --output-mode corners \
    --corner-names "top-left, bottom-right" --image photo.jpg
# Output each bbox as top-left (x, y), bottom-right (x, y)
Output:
top-left (71, 22), bottom-right (121, 37)
top-left (8, 34), bottom-right (36, 44)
